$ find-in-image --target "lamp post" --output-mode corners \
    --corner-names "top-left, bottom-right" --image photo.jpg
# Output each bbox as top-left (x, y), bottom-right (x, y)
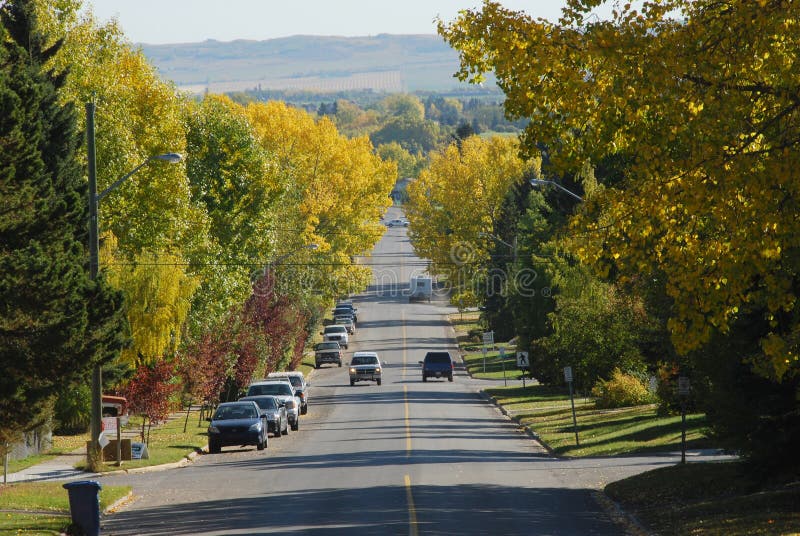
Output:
top-left (529, 179), bottom-right (583, 201)
top-left (479, 232), bottom-right (517, 261)
top-left (86, 102), bottom-right (182, 468)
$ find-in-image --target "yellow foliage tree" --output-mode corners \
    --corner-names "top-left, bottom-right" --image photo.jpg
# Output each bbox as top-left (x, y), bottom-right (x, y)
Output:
top-left (439, 0), bottom-right (800, 380)
top-left (405, 136), bottom-right (531, 303)
top-left (246, 100), bottom-right (396, 299)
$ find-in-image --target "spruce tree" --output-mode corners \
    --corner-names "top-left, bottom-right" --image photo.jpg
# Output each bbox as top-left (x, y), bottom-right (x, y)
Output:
top-left (0, 0), bottom-right (128, 443)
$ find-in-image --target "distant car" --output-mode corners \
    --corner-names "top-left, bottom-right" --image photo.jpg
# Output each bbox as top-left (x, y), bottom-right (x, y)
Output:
top-left (386, 218), bottom-right (409, 227)
top-left (246, 381), bottom-right (301, 430)
top-left (207, 401), bottom-right (267, 453)
top-left (333, 303), bottom-right (358, 323)
top-left (349, 352), bottom-right (383, 386)
top-left (420, 351), bottom-right (454, 382)
top-left (335, 315), bottom-right (356, 335)
top-left (238, 395), bottom-right (288, 437)
top-left (315, 341), bottom-right (343, 368)
top-left (267, 371), bottom-right (309, 415)
top-left (321, 325), bottom-right (349, 349)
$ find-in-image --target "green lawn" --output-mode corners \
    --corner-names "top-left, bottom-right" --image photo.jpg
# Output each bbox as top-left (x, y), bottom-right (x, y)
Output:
top-left (0, 481), bottom-right (131, 534)
top-left (462, 347), bottom-right (522, 380)
top-left (606, 462), bottom-right (800, 535)
top-left (485, 384), bottom-right (711, 457)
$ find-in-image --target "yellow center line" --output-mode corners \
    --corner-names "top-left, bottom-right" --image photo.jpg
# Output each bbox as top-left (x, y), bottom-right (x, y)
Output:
top-left (405, 474), bottom-right (419, 536)
top-left (402, 309), bottom-right (407, 378)
top-left (404, 385), bottom-right (411, 456)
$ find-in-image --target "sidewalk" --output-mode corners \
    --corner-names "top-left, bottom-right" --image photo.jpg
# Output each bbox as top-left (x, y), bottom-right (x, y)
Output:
top-left (4, 448), bottom-right (98, 484)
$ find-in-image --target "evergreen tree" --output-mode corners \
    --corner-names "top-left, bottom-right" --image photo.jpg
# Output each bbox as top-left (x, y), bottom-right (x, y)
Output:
top-left (0, 0), bottom-right (127, 443)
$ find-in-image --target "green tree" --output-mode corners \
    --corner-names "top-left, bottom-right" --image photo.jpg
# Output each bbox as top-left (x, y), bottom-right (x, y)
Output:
top-left (376, 142), bottom-right (426, 179)
top-left (370, 117), bottom-right (444, 156)
top-left (0, 0), bottom-right (127, 443)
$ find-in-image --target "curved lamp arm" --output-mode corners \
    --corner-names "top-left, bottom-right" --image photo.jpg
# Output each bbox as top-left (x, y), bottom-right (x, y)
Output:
top-left (530, 179), bottom-right (583, 201)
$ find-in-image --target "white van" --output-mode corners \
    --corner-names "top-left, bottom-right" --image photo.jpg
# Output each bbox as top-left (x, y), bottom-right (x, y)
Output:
top-left (409, 276), bottom-right (432, 302)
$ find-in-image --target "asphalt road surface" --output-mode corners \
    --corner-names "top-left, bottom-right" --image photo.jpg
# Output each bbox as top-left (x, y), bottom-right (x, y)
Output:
top-left (100, 207), bottom-right (689, 535)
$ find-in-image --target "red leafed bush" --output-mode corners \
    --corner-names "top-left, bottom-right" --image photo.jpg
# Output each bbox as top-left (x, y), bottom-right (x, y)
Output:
top-left (178, 329), bottom-right (231, 405)
top-left (122, 360), bottom-right (180, 424)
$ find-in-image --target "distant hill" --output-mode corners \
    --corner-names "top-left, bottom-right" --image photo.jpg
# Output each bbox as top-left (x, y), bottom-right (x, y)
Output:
top-left (139, 34), bottom-right (493, 94)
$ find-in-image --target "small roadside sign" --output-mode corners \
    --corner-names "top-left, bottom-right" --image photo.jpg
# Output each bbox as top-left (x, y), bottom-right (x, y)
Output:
top-left (131, 442), bottom-right (149, 460)
top-left (101, 416), bottom-right (117, 432)
top-left (563, 366), bottom-right (573, 383)
top-left (482, 331), bottom-right (494, 347)
top-left (516, 351), bottom-right (529, 369)
top-left (678, 376), bottom-right (691, 396)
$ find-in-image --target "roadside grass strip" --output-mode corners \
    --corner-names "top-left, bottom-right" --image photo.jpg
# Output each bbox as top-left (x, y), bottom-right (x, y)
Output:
top-left (462, 348), bottom-right (523, 380)
top-left (606, 461), bottom-right (800, 535)
top-left (485, 384), bottom-right (711, 457)
top-left (0, 481), bottom-right (131, 534)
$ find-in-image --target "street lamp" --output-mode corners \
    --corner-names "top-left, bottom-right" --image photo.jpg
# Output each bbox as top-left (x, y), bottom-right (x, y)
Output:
top-left (529, 179), bottom-right (583, 201)
top-left (479, 232), bottom-right (517, 261)
top-left (86, 102), bottom-right (183, 468)
top-left (270, 243), bottom-right (319, 266)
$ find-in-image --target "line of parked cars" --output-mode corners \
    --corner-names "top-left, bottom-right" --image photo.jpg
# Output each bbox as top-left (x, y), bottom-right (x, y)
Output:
top-left (207, 371), bottom-right (310, 454)
top-left (316, 300), bottom-right (358, 364)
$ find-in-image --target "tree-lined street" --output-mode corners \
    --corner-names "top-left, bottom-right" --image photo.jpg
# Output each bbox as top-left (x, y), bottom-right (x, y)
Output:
top-left (96, 208), bottom-right (718, 535)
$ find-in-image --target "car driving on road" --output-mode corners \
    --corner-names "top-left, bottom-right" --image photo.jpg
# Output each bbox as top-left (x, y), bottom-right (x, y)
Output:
top-left (207, 401), bottom-right (267, 453)
top-left (349, 352), bottom-right (383, 386)
top-left (420, 351), bottom-right (454, 382)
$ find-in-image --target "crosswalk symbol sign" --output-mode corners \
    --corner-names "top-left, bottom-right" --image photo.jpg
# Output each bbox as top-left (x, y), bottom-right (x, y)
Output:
top-left (516, 351), bottom-right (529, 369)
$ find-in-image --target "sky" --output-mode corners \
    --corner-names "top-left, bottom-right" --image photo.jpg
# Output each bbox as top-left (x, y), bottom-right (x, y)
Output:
top-left (85, 1), bottom-right (617, 45)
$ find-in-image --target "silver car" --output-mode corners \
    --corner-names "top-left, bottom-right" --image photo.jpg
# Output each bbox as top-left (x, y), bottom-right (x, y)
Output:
top-left (349, 352), bottom-right (382, 386)
top-left (246, 381), bottom-right (300, 430)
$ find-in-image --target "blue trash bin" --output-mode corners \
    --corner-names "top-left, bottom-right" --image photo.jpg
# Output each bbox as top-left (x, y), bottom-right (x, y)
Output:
top-left (63, 480), bottom-right (102, 536)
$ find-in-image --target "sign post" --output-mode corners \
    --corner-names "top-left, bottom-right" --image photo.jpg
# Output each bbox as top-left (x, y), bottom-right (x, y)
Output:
top-left (500, 347), bottom-right (507, 387)
top-left (516, 352), bottom-right (529, 387)
top-left (564, 366), bottom-right (579, 446)
top-left (678, 376), bottom-right (691, 464)
top-left (482, 331), bottom-right (494, 373)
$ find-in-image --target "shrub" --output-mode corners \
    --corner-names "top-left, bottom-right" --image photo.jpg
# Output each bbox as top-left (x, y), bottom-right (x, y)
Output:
top-left (592, 369), bottom-right (655, 409)
top-left (54, 384), bottom-right (92, 434)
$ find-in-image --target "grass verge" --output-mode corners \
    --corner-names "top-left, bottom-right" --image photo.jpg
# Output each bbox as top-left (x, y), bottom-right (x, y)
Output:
top-left (606, 461), bottom-right (800, 535)
top-left (485, 384), bottom-right (711, 457)
top-left (0, 481), bottom-right (131, 534)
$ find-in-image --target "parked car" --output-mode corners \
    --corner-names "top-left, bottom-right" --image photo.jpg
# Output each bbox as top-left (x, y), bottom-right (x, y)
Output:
top-left (385, 218), bottom-right (409, 227)
top-left (349, 352), bottom-right (383, 386)
top-left (321, 325), bottom-right (349, 349)
top-left (335, 315), bottom-right (356, 335)
top-left (420, 351), bottom-right (454, 382)
top-left (334, 300), bottom-right (358, 319)
top-left (315, 341), bottom-right (343, 368)
top-left (333, 305), bottom-right (358, 323)
top-left (207, 401), bottom-right (267, 453)
top-left (238, 395), bottom-right (288, 437)
top-left (267, 371), bottom-right (309, 415)
top-left (246, 381), bottom-right (301, 430)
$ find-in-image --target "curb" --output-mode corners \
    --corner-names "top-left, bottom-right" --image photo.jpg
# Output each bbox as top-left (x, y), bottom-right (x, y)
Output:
top-left (477, 390), bottom-right (559, 458)
top-left (592, 491), bottom-right (652, 536)
top-left (104, 490), bottom-right (135, 514)
top-left (98, 447), bottom-right (205, 478)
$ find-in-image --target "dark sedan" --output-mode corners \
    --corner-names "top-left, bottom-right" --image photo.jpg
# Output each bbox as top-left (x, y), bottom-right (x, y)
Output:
top-left (207, 401), bottom-right (267, 453)
top-left (239, 395), bottom-right (288, 437)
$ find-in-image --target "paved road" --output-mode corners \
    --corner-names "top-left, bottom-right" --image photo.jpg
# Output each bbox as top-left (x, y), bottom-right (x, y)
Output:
top-left (99, 207), bottom-right (702, 535)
